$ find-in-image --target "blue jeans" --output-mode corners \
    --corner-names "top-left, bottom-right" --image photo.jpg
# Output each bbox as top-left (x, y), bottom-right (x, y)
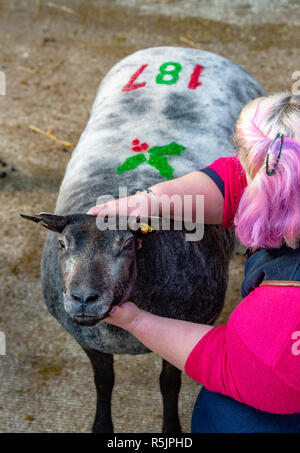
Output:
top-left (191, 387), bottom-right (300, 433)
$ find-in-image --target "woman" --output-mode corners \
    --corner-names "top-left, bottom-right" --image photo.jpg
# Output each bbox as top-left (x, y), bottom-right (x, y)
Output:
top-left (88, 93), bottom-right (300, 432)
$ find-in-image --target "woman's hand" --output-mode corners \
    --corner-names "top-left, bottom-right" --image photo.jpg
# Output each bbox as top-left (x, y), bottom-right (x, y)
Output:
top-left (87, 171), bottom-right (224, 224)
top-left (103, 301), bottom-right (142, 332)
top-left (103, 301), bottom-right (214, 372)
top-left (87, 193), bottom-right (152, 217)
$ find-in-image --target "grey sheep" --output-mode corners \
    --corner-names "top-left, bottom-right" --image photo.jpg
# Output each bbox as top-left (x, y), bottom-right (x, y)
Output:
top-left (22, 47), bottom-right (265, 432)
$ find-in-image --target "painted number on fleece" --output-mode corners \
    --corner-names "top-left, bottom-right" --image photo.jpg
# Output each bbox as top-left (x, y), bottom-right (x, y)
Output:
top-left (122, 63), bottom-right (204, 92)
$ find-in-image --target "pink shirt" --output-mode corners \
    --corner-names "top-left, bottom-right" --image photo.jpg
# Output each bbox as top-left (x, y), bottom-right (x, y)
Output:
top-left (185, 156), bottom-right (300, 414)
top-left (200, 154), bottom-right (247, 228)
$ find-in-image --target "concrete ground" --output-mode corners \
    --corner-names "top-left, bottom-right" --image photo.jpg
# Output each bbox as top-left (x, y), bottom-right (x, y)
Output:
top-left (0, 0), bottom-right (299, 433)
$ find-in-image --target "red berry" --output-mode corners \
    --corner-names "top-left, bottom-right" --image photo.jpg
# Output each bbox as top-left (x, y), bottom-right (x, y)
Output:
top-left (140, 142), bottom-right (149, 151)
top-left (132, 139), bottom-right (140, 146)
top-left (132, 146), bottom-right (142, 152)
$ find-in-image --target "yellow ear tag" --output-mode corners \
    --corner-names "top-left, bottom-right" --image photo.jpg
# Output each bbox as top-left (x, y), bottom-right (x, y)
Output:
top-left (139, 222), bottom-right (152, 234)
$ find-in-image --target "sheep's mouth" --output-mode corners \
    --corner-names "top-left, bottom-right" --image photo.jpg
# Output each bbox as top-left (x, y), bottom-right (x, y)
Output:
top-left (72, 306), bottom-right (115, 326)
top-left (73, 315), bottom-right (102, 326)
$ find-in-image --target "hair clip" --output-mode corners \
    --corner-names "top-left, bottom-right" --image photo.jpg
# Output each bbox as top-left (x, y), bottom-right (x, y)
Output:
top-left (266, 133), bottom-right (284, 176)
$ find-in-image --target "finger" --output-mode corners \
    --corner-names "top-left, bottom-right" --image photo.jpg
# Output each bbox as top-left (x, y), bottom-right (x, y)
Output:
top-left (102, 302), bottom-right (137, 328)
top-left (108, 304), bottom-right (128, 321)
top-left (101, 307), bottom-right (118, 324)
top-left (87, 201), bottom-right (118, 216)
top-left (88, 199), bottom-right (129, 217)
top-left (102, 305), bottom-right (123, 326)
top-left (87, 205), bottom-right (105, 215)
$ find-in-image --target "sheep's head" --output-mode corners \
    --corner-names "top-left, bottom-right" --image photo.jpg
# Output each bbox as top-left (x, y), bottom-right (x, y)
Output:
top-left (21, 212), bottom-right (160, 326)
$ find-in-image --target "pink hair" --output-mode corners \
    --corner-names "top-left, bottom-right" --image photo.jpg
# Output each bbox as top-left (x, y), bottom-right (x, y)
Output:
top-left (234, 93), bottom-right (300, 249)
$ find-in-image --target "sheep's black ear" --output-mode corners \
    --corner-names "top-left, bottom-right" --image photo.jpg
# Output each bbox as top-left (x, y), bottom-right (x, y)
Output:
top-left (128, 216), bottom-right (162, 238)
top-left (20, 212), bottom-right (68, 233)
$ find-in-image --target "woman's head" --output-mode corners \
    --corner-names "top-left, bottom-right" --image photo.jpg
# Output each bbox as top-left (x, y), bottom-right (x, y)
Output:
top-left (234, 93), bottom-right (300, 249)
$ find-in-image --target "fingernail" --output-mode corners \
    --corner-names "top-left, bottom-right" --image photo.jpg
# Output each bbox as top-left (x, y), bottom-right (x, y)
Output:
top-left (110, 307), bottom-right (117, 314)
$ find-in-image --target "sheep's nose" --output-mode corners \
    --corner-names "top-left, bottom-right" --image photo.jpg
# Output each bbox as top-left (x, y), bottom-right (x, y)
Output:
top-left (71, 292), bottom-right (99, 304)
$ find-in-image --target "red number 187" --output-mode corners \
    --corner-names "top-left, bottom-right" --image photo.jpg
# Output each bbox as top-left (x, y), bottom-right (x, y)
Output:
top-left (122, 63), bottom-right (204, 92)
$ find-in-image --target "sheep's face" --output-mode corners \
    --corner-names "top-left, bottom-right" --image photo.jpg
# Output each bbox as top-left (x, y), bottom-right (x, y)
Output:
top-left (59, 217), bottom-right (140, 326)
top-left (21, 213), bottom-right (150, 326)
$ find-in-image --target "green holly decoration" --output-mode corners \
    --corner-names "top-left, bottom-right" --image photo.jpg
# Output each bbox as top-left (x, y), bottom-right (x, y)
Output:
top-left (116, 153), bottom-right (147, 174)
top-left (117, 142), bottom-right (186, 179)
top-left (147, 155), bottom-right (174, 179)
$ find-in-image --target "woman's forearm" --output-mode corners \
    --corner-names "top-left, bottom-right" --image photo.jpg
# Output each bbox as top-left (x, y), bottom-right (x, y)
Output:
top-left (127, 309), bottom-right (213, 371)
top-left (88, 170), bottom-right (224, 224)
top-left (149, 171), bottom-right (223, 223)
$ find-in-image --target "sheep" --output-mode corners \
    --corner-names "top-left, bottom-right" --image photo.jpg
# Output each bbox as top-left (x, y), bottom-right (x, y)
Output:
top-left (22, 47), bottom-right (265, 433)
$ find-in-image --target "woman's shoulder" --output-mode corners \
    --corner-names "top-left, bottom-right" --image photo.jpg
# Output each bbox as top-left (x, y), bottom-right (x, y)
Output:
top-left (199, 154), bottom-right (247, 228)
top-left (206, 154), bottom-right (242, 170)
top-left (204, 154), bottom-right (245, 183)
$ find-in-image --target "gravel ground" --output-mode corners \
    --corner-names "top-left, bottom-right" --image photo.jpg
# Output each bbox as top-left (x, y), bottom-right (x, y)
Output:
top-left (0, 0), bottom-right (299, 433)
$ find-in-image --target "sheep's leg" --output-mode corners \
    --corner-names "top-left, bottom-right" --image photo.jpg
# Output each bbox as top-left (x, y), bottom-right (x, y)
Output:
top-left (160, 359), bottom-right (182, 433)
top-left (83, 348), bottom-right (114, 433)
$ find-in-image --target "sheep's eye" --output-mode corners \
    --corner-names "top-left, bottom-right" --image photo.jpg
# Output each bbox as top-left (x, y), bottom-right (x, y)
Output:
top-left (58, 240), bottom-right (66, 249)
top-left (123, 237), bottom-right (135, 250)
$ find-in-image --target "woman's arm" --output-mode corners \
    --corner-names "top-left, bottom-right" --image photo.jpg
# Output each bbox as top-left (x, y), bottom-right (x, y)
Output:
top-left (103, 302), bottom-right (213, 372)
top-left (88, 170), bottom-right (224, 224)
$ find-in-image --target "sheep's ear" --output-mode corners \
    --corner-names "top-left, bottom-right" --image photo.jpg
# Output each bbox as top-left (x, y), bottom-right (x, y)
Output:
top-left (128, 216), bottom-right (162, 238)
top-left (20, 212), bottom-right (68, 233)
